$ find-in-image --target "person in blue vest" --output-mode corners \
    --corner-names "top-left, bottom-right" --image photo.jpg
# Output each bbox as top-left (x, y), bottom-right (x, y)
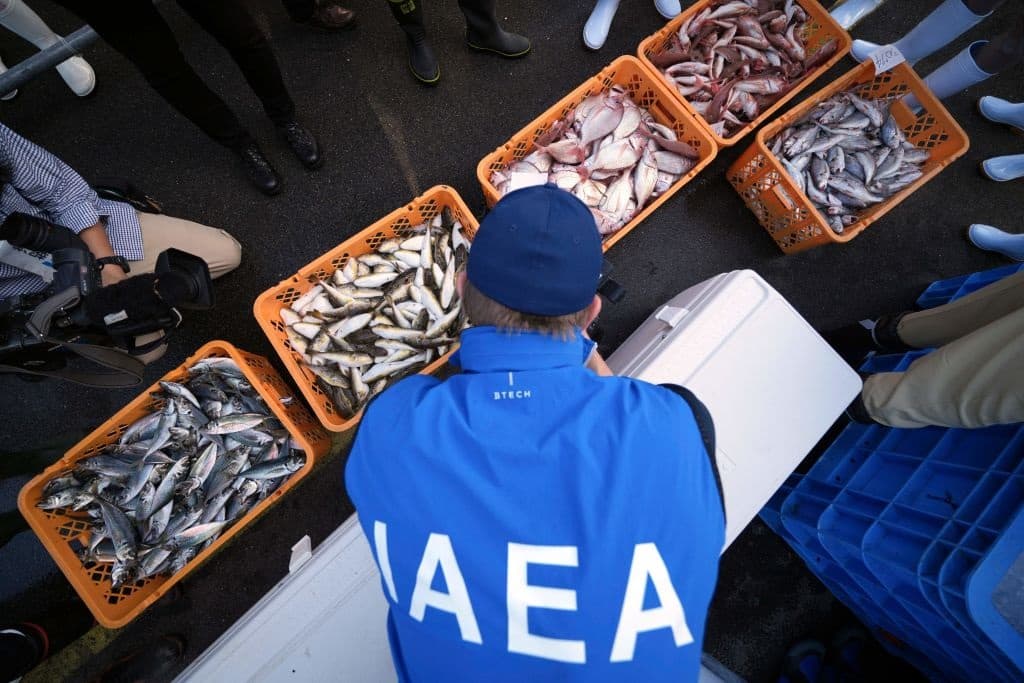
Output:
top-left (345, 184), bottom-right (725, 682)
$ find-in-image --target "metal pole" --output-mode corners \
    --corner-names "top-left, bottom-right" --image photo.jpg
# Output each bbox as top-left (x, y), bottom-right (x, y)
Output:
top-left (0, 26), bottom-right (98, 97)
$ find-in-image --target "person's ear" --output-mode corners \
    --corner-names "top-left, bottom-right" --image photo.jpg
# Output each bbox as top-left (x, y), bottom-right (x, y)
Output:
top-left (585, 294), bottom-right (602, 328)
top-left (456, 270), bottom-right (466, 297)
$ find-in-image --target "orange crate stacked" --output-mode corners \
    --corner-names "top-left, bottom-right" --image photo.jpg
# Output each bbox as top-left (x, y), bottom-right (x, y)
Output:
top-left (17, 341), bottom-right (330, 628)
top-left (475, 55), bottom-right (717, 252)
top-left (253, 185), bottom-right (478, 433)
top-left (727, 61), bottom-right (969, 253)
top-left (637, 0), bottom-right (851, 147)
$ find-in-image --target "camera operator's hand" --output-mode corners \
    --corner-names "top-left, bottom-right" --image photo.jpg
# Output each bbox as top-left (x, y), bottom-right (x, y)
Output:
top-left (100, 266), bottom-right (128, 288)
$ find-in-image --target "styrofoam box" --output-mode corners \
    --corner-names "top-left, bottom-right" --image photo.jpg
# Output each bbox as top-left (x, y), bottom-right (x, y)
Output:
top-left (607, 270), bottom-right (862, 549)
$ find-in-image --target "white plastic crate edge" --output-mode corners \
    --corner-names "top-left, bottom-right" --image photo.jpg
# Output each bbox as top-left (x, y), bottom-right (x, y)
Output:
top-left (178, 514), bottom-right (745, 682)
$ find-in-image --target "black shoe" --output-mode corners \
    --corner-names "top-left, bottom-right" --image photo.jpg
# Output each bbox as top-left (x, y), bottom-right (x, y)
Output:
top-left (406, 34), bottom-right (440, 84)
top-left (237, 143), bottom-right (281, 195)
top-left (466, 27), bottom-right (530, 57)
top-left (845, 393), bottom-right (880, 425)
top-left (459, 0), bottom-right (530, 57)
top-left (278, 121), bottom-right (323, 170)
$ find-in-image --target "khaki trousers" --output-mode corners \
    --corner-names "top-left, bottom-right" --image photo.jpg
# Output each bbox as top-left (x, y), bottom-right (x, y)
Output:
top-left (863, 270), bottom-right (1024, 429)
top-left (131, 212), bottom-right (242, 363)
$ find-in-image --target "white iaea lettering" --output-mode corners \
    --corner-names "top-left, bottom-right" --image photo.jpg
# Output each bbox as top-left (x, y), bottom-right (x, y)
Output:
top-left (409, 533), bottom-right (482, 644)
top-left (507, 543), bottom-right (586, 663)
top-left (371, 524), bottom-right (695, 664)
top-left (610, 543), bottom-right (693, 662)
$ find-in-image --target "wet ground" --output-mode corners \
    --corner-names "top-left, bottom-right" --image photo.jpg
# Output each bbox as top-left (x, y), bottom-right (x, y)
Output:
top-left (1, 0), bottom-right (1021, 680)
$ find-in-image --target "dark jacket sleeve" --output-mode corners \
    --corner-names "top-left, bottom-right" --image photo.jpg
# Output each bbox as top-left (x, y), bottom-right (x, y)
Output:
top-left (660, 383), bottom-right (725, 521)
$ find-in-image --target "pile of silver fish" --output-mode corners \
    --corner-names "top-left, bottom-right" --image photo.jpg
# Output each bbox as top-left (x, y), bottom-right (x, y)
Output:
top-left (281, 210), bottom-right (469, 418)
top-left (488, 85), bottom-right (699, 237)
top-left (767, 87), bottom-right (929, 234)
top-left (37, 357), bottom-right (305, 588)
top-left (650, 0), bottom-right (838, 139)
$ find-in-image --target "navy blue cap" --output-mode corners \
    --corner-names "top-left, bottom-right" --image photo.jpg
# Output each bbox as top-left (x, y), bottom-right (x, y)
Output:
top-left (467, 185), bottom-right (602, 316)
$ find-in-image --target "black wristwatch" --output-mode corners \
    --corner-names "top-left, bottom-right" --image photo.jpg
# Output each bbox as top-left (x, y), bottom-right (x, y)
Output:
top-left (95, 255), bottom-right (131, 275)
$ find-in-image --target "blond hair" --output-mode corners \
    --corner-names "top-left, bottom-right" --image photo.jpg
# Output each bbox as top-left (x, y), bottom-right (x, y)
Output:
top-left (461, 279), bottom-right (591, 339)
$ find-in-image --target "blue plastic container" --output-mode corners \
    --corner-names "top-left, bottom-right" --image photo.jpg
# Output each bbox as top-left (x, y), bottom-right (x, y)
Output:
top-left (761, 265), bottom-right (1024, 681)
top-left (915, 263), bottom-right (1024, 310)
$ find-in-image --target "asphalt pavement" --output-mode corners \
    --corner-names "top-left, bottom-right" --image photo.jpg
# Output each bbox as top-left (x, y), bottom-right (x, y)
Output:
top-left (1, 0), bottom-right (1021, 680)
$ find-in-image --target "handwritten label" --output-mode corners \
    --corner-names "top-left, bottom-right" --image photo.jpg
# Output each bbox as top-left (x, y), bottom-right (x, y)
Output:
top-left (870, 45), bottom-right (905, 75)
top-left (506, 171), bottom-right (549, 193)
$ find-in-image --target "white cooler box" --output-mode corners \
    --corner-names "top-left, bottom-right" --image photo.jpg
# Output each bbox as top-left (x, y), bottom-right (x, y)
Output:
top-left (607, 269), bottom-right (862, 548)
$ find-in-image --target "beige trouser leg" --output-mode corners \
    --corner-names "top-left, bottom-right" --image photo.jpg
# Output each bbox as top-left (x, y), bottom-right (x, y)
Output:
top-left (130, 212), bottom-right (242, 363)
top-left (863, 306), bottom-right (1024, 429)
top-left (896, 270), bottom-right (1024, 348)
top-left (132, 211), bottom-right (242, 278)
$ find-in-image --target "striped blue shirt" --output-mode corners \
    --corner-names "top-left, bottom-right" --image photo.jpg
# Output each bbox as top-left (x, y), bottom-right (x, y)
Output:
top-left (0, 123), bottom-right (142, 298)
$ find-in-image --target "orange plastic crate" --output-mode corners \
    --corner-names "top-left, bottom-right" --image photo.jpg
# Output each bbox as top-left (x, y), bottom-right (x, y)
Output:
top-left (637, 0), bottom-right (851, 147)
top-left (726, 60), bottom-right (969, 253)
top-left (17, 341), bottom-right (330, 629)
top-left (475, 55), bottom-right (717, 252)
top-left (253, 185), bottom-right (478, 433)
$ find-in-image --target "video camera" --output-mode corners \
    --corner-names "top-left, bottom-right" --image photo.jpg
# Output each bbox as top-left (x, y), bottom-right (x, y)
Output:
top-left (0, 213), bottom-right (214, 373)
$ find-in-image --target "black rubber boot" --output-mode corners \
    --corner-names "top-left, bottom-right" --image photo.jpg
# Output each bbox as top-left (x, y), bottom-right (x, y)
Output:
top-left (386, 0), bottom-right (439, 84)
top-left (458, 0), bottom-right (530, 57)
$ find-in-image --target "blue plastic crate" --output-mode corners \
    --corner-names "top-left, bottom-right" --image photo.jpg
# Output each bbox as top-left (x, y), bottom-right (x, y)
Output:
top-left (759, 265), bottom-right (1024, 680)
top-left (967, 505), bottom-right (1024, 673)
top-left (915, 264), bottom-right (1024, 310)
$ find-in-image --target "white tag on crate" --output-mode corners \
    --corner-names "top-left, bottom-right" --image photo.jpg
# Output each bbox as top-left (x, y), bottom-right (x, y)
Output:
top-left (870, 45), bottom-right (905, 74)
top-left (506, 171), bottom-right (549, 193)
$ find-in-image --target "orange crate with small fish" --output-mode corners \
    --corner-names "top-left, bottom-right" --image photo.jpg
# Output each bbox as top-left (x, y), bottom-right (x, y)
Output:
top-left (253, 185), bottom-right (478, 433)
top-left (637, 0), bottom-right (851, 147)
top-left (476, 55), bottom-right (717, 251)
top-left (17, 341), bottom-right (330, 628)
top-left (726, 60), bottom-right (969, 253)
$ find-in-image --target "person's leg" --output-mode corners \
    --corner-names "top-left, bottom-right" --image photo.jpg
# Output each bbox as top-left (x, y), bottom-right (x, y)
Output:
top-left (895, 270), bottom-right (1024, 348)
top-left (0, 0), bottom-right (94, 95)
top-left (903, 16), bottom-right (1024, 110)
top-left (861, 306), bottom-right (1024, 428)
top-left (458, 0), bottom-right (530, 58)
top-left (850, 0), bottom-right (1003, 63)
top-left (132, 212), bottom-right (242, 279)
top-left (826, 269), bottom-right (1024, 361)
top-left (386, 0), bottom-right (439, 84)
top-left (282, 0), bottom-right (356, 29)
top-left (969, 224), bottom-right (1024, 261)
top-left (176, 0), bottom-right (294, 126)
top-left (53, 0), bottom-right (282, 194)
top-left (176, 0), bottom-right (321, 170)
top-left (53, 0), bottom-right (249, 150)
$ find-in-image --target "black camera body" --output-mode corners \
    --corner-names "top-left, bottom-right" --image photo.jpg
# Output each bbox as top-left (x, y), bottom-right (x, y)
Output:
top-left (0, 213), bottom-right (214, 368)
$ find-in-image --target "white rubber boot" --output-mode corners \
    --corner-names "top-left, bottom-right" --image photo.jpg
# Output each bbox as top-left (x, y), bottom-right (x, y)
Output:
top-left (904, 41), bottom-right (994, 111)
top-left (0, 0), bottom-right (95, 96)
top-left (980, 153), bottom-right (1024, 181)
top-left (654, 0), bottom-right (681, 20)
top-left (583, 0), bottom-right (620, 51)
top-left (978, 96), bottom-right (1024, 132)
top-left (0, 54), bottom-right (17, 100)
top-left (850, 0), bottom-right (991, 64)
top-left (829, 0), bottom-right (885, 31)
